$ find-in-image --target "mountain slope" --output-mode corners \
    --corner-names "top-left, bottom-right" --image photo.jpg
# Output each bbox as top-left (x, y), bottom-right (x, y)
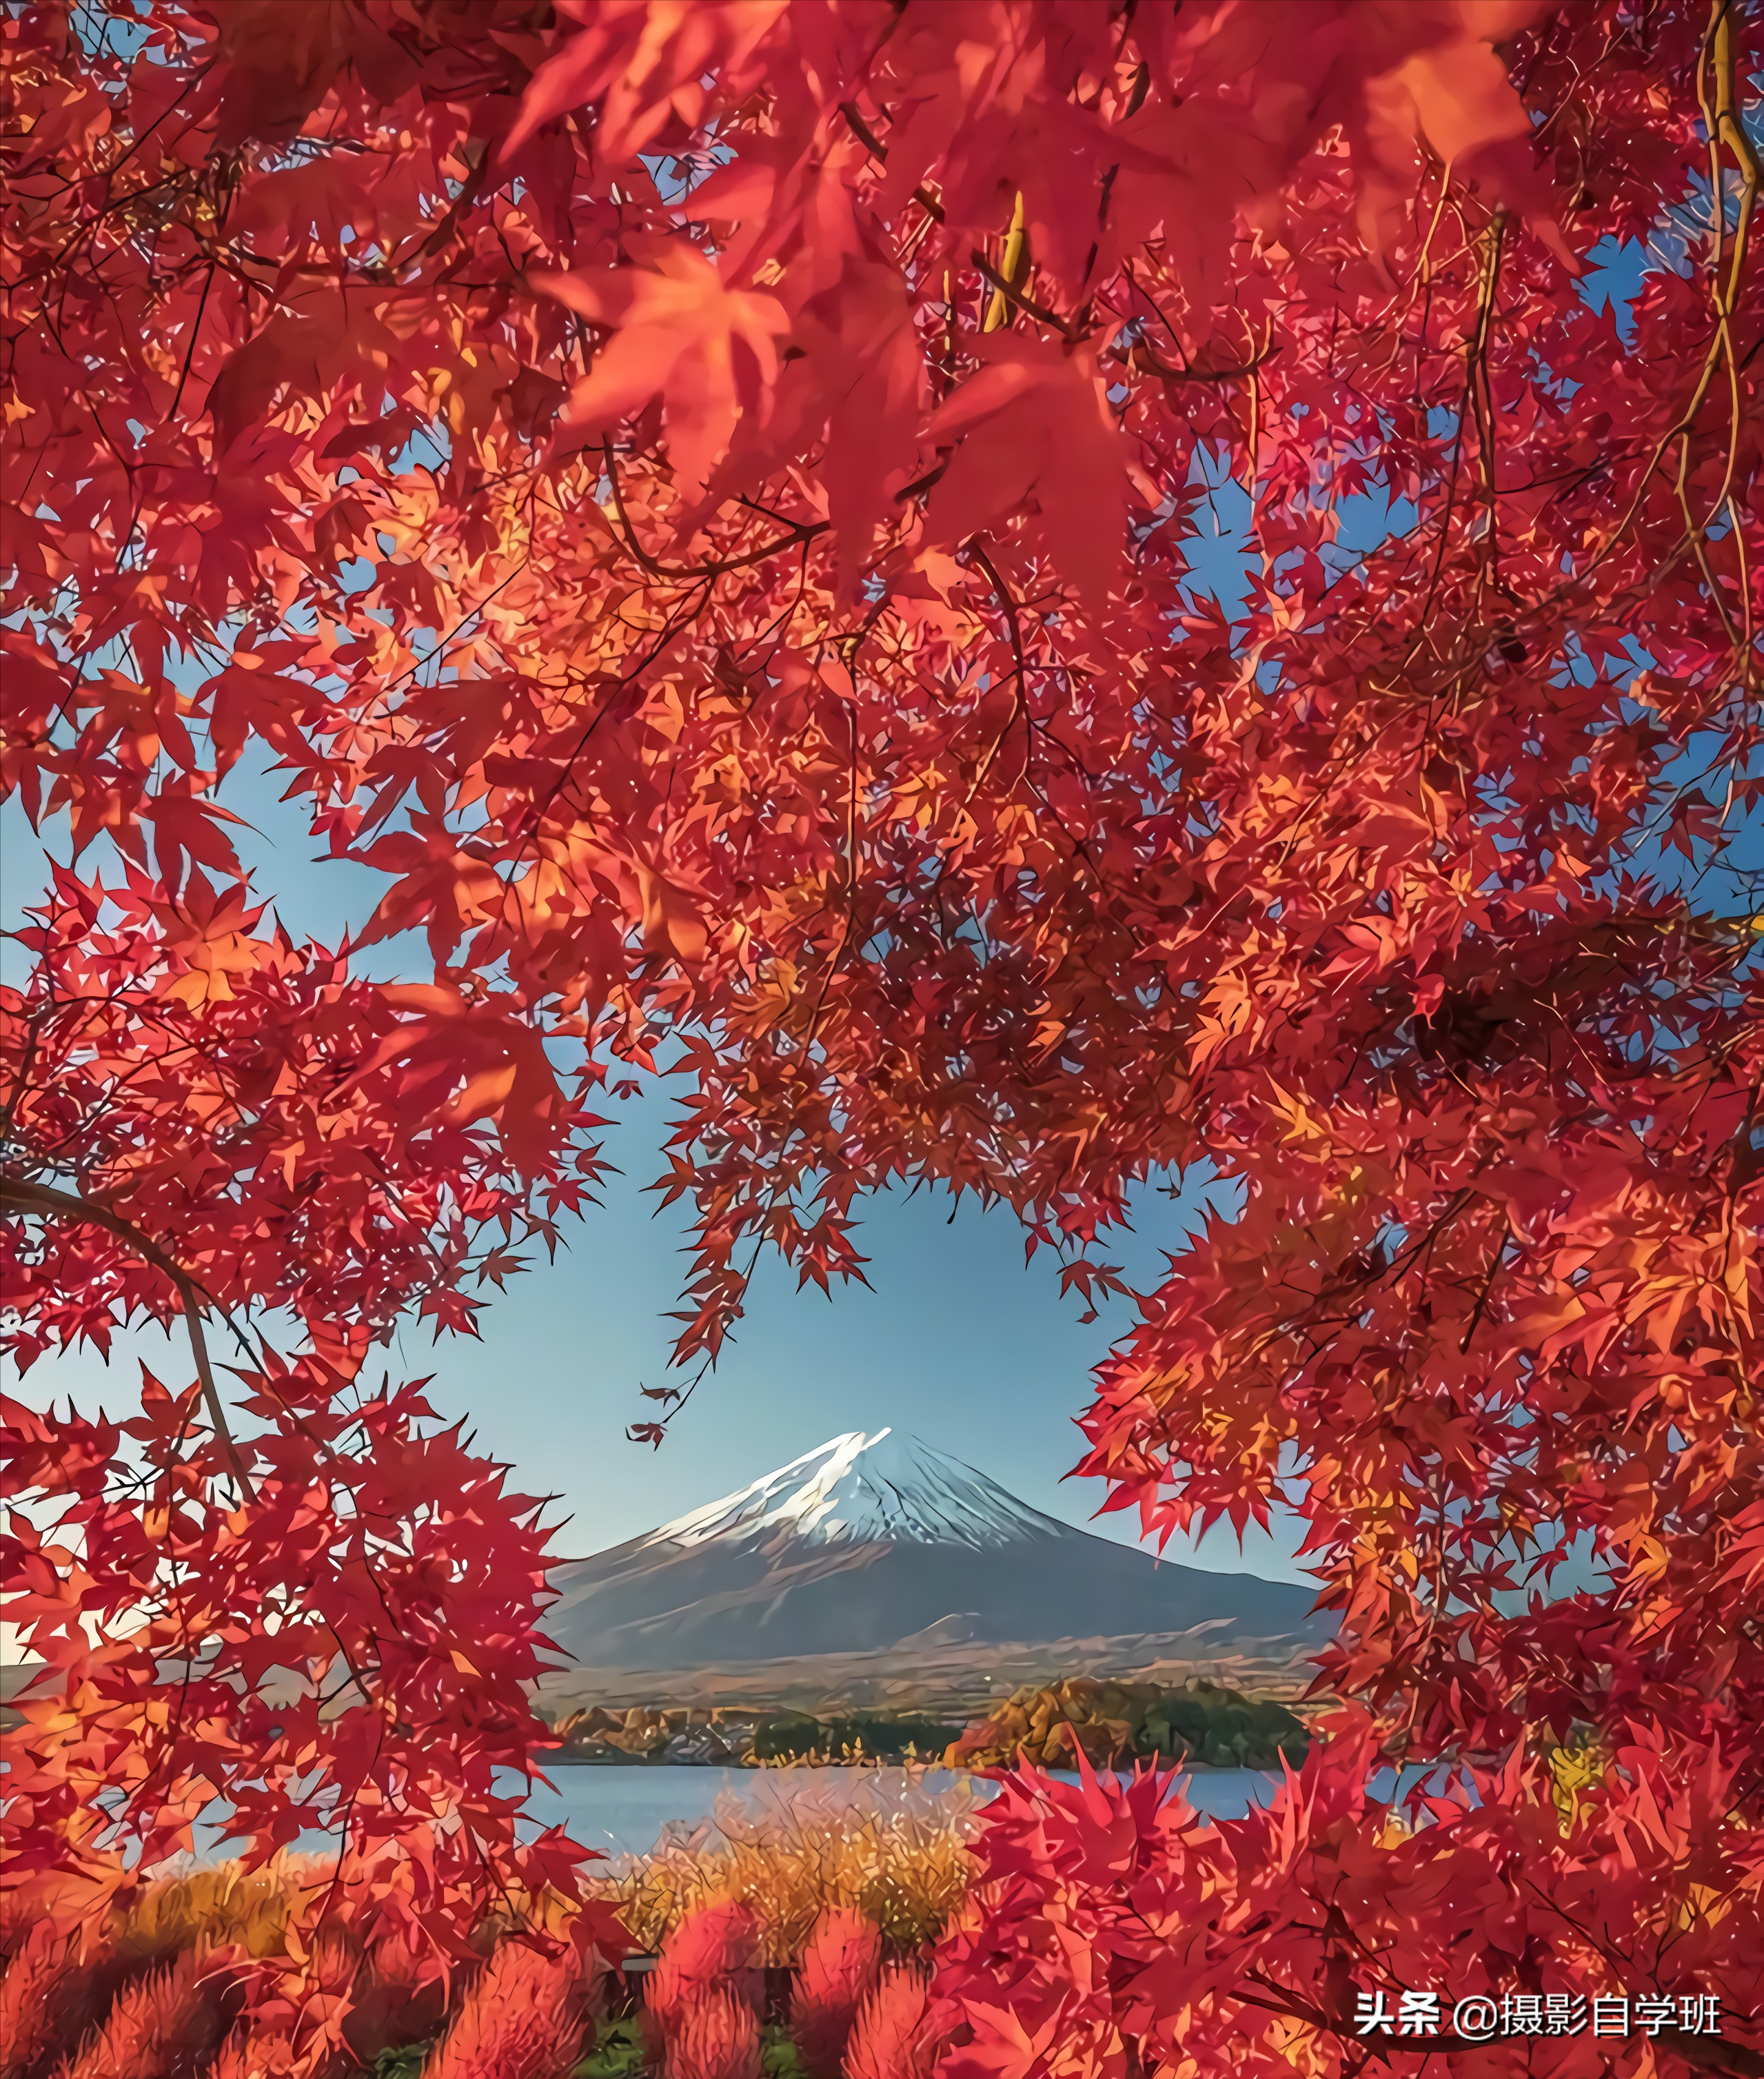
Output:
top-left (545, 1430), bottom-right (1321, 1672)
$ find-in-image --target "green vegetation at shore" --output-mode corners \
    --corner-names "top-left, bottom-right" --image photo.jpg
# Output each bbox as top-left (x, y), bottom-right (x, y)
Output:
top-left (753, 1710), bottom-right (964, 1764)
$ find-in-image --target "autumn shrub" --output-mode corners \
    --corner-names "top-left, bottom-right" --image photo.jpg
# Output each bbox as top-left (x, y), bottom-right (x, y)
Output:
top-left (338, 1925), bottom-right (466, 2069)
top-left (236, 1918), bottom-right (365, 2064)
top-left (660, 1986), bottom-right (763, 2079)
top-left (6, 1859), bottom-right (528, 2079)
top-left (50, 1950), bottom-right (227, 2079)
top-left (0, 1924), bottom-right (99, 2079)
top-left (842, 1964), bottom-right (940, 2079)
top-left (789, 1907), bottom-right (884, 2079)
top-left (0, 1894), bottom-right (37, 1969)
top-left (420, 1937), bottom-right (596, 2079)
top-left (1, 1874), bottom-right (282, 2079)
top-left (645, 1900), bottom-right (764, 2060)
top-left (599, 1774), bottom-right (978, 1963)
top-left (203, 2032), bottom-right (297, 2079)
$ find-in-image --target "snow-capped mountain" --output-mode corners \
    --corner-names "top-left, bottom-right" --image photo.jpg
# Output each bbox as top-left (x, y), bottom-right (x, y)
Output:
top-left (545, 1430), bottom-right (1322, 1675)
top-left (640, 1430), bottom-right (1065, 1553)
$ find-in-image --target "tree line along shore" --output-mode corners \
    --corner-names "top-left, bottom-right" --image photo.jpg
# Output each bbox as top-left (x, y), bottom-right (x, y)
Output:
top-left (547, 1678), bottom-right (1310, 1773)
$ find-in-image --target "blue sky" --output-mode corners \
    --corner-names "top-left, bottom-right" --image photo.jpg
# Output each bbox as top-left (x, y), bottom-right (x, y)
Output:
top-left (0, 754), bottom-right (1309, 1583)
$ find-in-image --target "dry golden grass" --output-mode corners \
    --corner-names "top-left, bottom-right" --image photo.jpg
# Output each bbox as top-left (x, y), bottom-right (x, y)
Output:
top-left (69, 1772), bottom-right (979, 1989)
top-left (111, 1859), bottom-right (318, 1961)
top-left (586, 1767), bottom-right (982, 1963)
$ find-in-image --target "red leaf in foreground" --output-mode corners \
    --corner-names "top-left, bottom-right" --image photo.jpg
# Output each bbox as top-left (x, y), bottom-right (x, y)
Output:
top-left (924, 335), bottom-right (1127, 613)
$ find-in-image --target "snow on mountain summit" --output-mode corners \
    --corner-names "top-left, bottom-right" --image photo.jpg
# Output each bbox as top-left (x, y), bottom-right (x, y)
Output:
top-left (642, 1428), bottom-right (1066, 1553)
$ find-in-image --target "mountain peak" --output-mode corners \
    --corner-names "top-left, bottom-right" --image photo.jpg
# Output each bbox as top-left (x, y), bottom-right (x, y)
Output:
top-left (642, 1428), bottom-right (1066, 1554)
top-left (547, 1427), bottom-right (1323, 1678)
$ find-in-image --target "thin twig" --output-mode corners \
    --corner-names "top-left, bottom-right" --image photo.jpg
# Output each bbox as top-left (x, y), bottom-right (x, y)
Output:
top-left (1, 1174), bottom-right (254, 1497)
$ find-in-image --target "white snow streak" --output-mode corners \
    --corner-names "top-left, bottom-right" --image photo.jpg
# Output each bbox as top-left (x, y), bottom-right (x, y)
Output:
top-left (642, 1430), bottom-right (1065, 1553)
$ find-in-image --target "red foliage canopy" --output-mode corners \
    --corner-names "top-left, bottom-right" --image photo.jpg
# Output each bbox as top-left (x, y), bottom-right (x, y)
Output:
top-left (3, 0), bottom-right (1761, 2070)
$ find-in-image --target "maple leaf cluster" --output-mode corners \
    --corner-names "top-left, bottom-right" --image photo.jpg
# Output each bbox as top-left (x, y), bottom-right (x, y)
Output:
top-left (929, 1729), bottom-right (1764, 2077)
top-left (3, 0), bottom-right (1762, 2071)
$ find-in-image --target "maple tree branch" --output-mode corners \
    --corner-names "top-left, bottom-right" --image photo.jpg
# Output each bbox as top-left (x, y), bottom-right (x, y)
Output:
top-left (600, 438), bottom-right (828, 579)
top-left (835, 100), bottom-right (946, 221)
top-left (363, 562), bottom-right (529, 714)
top-left (971, 245), bottom-right (1076, 338)
top-left (800, 687), bottom-right (864, 1036)
top-left (10, 0), bottom-right (1761, 1998)
top-left (0, 1004), bottom-right (48, 1148)
top-left (1581, 0), bottom-right (1758, 609)
top-left (1111, 325), bottom-right (1280, 387)
top-left (1459, 1216), bottom-right (1513, 1353)
top-left (165, 257), bottom-right (215, 425)
top-left (390, 136), bottom-right (490, 274)
top-left (0, 1173), bottom-right (254, 1499)
top-left (964, 539), bottom-right (1031, 801)
top-left (596, 438), bottom-right (949, 582)
top-left (501, 559), bottom-right (718, 925)
top-left (1467, 209), bottom-right (1508, 591)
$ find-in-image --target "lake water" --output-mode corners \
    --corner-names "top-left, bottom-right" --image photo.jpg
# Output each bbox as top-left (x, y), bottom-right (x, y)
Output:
top-left (524, 1763), bottom-right (1278, 1858)
top-left (150, 1763), bottom-right (1280, 1869)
